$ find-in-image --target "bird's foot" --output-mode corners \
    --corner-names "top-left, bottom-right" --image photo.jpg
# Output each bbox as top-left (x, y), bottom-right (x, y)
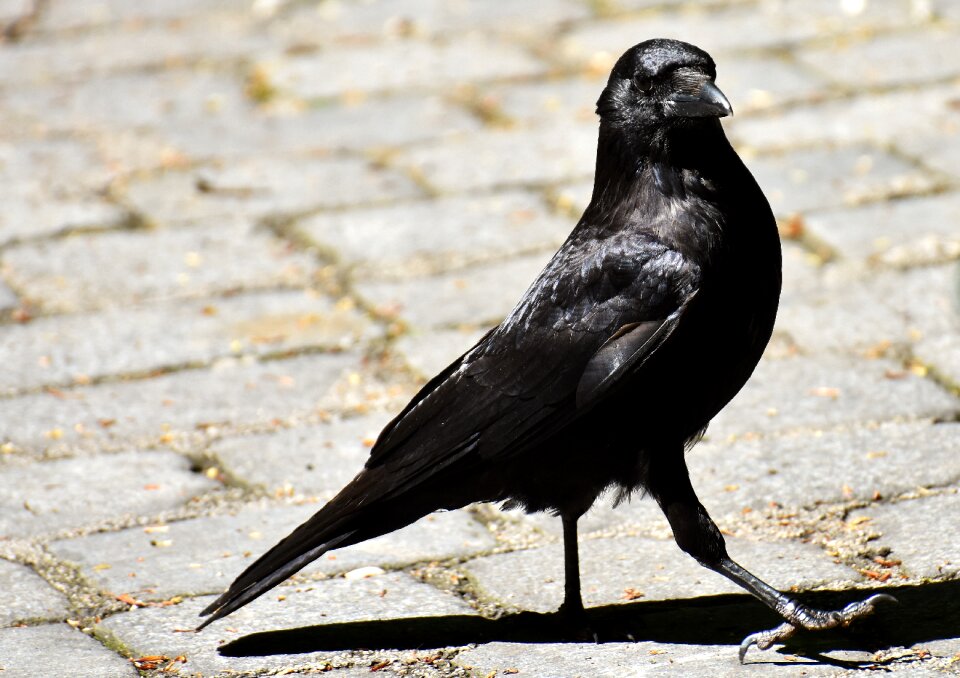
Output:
top-left (738, 593), bottom-right (898, 663)
top-left (555, 600), bottom-right (599, 642)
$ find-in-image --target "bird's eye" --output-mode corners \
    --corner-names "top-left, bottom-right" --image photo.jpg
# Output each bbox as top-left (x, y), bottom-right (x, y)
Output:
top-left (632, 76), bottom-right (653, 94)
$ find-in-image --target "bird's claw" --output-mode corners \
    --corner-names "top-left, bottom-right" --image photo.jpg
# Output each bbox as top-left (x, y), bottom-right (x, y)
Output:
top-left (738, 593), bottom-right (898, 663)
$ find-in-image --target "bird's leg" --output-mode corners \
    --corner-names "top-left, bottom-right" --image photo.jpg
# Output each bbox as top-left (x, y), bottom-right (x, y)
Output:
top-left (647, 447), bottom-right (896, 663)
top-left (557, 511), bottom-right (585, 620)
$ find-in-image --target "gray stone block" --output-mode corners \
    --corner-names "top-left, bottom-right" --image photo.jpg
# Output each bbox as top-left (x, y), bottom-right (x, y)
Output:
top-left (401, 122), bottom-right (597, 194)
top-left (800, 28), bottom-right (960, 89)
top-left (271, 0), bottom-right (589, 43)
top-left (521, 422), bottom-right (960, 533)
top-left (37, 0), bottom-right (259, 31)
top-left (559, 0), bottom-right (923, 64)
top-left (0, 280), bottom-right (18, 314)
top-left (709, 354), bottom-right (958, 442)
top-left (875, 264), bottom-right (960, 343)
top-left (464, 534), bottom-right (856, 614)
top-left (690, 422), bottom-right (960, 517)
top-left (0, 623), bottom-right (135, 677)
top-left (849, 492), bottom-right (960, 581)
top-left (728, 84), bottom-right (959, 152)
top-left (300, 191), bottom-right (568, 280)
top-left (0, 16), bottom-right (269, 85)
top-left (456, 640), bottom-right (849, 678)
top-left (267, 35), bottom-right (546, 100)
top-left (2, 218), bottom-right (319, 313)
top-left (748, 146), bottom-right (938, 218)
top-left (801, 193), bottom-right (960, 268)
top-left (0, 451), bottom-right (217, 539)
top-left (121, 157), bottom-right (422, 225)
top-left (0, 352), bottom-right (373, 456)
top-left (0, 559), bottom-right (69, 626)
top-left (0, 196), bottom-right (126, 246)
top-left (98, 572), bottom-right (476, 676)
top-left (51, 503), bottom-right (494, 599)
top-left (0, 290), bottom-right (376, 394)
top-left (355, 252), bottom-right (551, 330)
top-left (210, 412), bottom-right (395, 497)
top-left (393, 326), bottom-right (490, 379)
top-left (162, 91), bottom-right (482, 160)
top-left (915, 332), bottom-right (960, 389)
top-left (901, 130), bottom-right (960, 183)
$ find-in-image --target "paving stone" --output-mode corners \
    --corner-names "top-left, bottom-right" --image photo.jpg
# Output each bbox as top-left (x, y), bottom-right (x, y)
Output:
top-left (801, 193), bottom-right (960, 268)
top-left (0, 279), bottom-right (18, 313)
top-left (0, 137), bottom-right (115, 195)
top-left (271, 0), bottom-right (589, 43)
top-left (210, 412), bottom-right (395, 497)
top-left (559, 0), bottom-right (923, 65)
top-left (0, 196), bottom-right (126, 245)
top-left (465, 534), bottom-right (856, 614)
top-left (300, 191), bottom-right (568, 279)
top-left (0, 623), bottom-right (135, 677)
top-left (267, 35), bottom-right (546, 101)
top-left (483, 76), bottom-right (606, 128)
top-left (915, 332), bottom-right (960, 389)
top-left (521, 422), bottom-right (960, 535)
top-left (0, 0), bottom-right (30, 23)
top-left (501, 493), bottom-right (670, 543)
top-left (552, 179), bottom-right (594, 215)
top-left (456, 641), bottom-right (852, 678)
top-left (52, 503), bottom-right (493, 599)
top-left (776, 272), bottom-right (915, 355)
top-left (37, 0), bottom-right (259, 31)
top-left (355, 252), bottom-right (551, 330)
top-left (0, 351), bottom-right (373, 456)
top-left (2, 218), bottom-right (318, 312)
top-left (0, 558), bottom-right (69, 625)
top-left (708, 354), bottom-right (958, 442)
top-left (0, 451), bottom-right (217, 539)
top-left (800, 28), bottom-right (960, 89)
top-left (97, 572), bottom-right (476, 676)
top-left (728, 84), bottom-right (960, 152)
top-left (849, 492), bottom-right (960, 580)
top-left (162, 92), bottom-right (481, 159)
top-left (16, 69), bottom-right (479, 159)
top-left (393, 326), bottom-right (489, 379)
top-left (0, 137), bottom-right (126, 243)
top-left (689, 422), bottom-right (960, 518)
top-left (0, 16), bottom-right (268, 85)
top-left (900, 128), bottom-right (960, 183)
top-left (748, 146), bottom-right (938, 217)
top-left (121, 157), bottom-right (422, 224)
top-left (0, 290), bottom-right (375, 394)
top-left (872, 263), bottom-right (960, 342)
top-left (401, 122), bottom-right (597, 193)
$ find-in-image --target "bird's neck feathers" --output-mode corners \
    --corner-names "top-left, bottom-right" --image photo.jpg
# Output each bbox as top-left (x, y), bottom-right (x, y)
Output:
top-left (586, 120), bottom-right (733, 222)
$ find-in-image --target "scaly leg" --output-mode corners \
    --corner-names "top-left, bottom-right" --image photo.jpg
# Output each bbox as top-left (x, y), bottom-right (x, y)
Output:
top-left (647, 446), bottom-right (896, 662)
top-left (557, 511), bottom-right (586, 619)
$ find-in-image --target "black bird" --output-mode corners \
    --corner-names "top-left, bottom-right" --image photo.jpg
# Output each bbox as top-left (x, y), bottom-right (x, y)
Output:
top-left (199, 39), bottom-right (893, 660)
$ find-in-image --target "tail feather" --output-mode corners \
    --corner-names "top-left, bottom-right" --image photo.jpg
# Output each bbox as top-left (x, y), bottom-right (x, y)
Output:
top-left (196, 528), bottom-right (354, 630)
top-left (196, 469), bottom-right (436, 630)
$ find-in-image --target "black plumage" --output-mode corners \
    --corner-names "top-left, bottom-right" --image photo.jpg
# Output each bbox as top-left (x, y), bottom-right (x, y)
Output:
top-left (199, 39), bottom-right (892, 660)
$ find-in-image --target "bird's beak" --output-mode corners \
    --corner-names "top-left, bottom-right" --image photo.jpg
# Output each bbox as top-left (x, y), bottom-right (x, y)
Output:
top-left (666, 80), bottom-right (733, 119)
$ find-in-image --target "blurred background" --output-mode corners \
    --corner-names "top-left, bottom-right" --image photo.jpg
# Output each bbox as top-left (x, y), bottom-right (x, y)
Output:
top-left (0, 0), bottom-right (959, 675)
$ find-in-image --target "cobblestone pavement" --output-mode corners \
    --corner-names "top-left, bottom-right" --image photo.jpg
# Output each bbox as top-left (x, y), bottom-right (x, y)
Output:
top-left (1, 0), bottom-right (959, 676)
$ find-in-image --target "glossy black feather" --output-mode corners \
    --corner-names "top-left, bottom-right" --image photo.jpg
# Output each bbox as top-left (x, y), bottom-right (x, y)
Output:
top-left (198, 38), bottom-right (781, 629)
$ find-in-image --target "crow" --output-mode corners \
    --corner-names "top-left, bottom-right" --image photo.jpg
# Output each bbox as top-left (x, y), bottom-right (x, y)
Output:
top-left (199, 38), bottom-right (893, 660)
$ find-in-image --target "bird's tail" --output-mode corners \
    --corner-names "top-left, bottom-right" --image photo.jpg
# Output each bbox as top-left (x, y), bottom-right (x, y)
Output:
top-left (196, 469), bottom-right (427, 630)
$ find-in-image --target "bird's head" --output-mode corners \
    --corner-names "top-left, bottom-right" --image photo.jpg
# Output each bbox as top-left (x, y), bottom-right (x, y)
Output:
top-left (596, 39), bottom-right (732, 131)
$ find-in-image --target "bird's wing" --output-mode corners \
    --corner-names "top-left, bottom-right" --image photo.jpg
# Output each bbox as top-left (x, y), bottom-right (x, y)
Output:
top-left (365, 233), bottom-right (701, 490)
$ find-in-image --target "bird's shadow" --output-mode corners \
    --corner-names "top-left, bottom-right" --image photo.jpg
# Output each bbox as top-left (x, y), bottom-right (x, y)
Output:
top-left (220, 580), bottom-right (959, 665)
